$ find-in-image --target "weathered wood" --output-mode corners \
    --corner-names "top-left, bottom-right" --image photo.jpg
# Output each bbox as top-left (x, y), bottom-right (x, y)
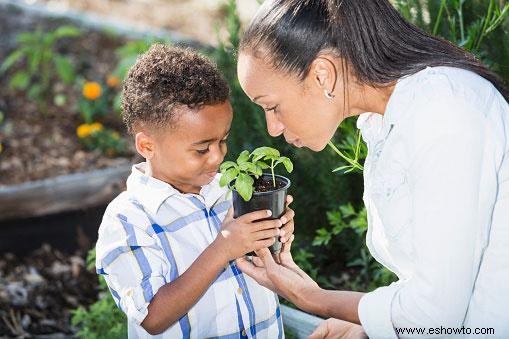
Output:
top-left (281, 304), bottom-right (323, 338)
top-left (0, 164), bottom-right (131, 221)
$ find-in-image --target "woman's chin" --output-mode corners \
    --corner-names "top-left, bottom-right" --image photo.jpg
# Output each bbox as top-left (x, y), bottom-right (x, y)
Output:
top-left (308, 141), bottom-right (328, 152)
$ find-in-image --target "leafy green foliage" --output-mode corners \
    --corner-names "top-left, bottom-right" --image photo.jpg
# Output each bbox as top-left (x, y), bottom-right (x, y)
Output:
top-left (394, 0), bottom-right (509, 68)
top-left (313, 204), bottom-right (397, 291)
top-left (0, 25), bottom-right (80, 113)
top-left (80, 128), bottom-right (127, 157)
top-left (71, 249), bottom-right (127, 338)
top-left (219, 147), bottom-right (293, 201)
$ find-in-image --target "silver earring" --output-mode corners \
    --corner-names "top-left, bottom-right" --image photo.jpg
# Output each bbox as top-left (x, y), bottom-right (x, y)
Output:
top-left (324, 90), bottom-right (335, 99)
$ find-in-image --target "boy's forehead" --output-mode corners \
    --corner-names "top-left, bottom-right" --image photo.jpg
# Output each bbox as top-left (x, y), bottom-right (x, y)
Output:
top-left (171, 101), bottom-right (233, 139)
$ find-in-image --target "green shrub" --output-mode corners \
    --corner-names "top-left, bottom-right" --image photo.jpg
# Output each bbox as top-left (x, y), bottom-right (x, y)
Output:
top-left (71, 249), bottom-right (127, 339)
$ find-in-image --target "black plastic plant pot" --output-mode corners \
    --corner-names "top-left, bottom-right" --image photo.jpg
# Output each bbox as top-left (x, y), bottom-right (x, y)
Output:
top-left (232, 173), bottom-right (291, 255)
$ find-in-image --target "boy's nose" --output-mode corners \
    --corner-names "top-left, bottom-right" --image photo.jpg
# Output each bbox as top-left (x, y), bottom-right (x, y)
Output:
top-left (265, 111), bottom-right (284, 137)
top-left (208, 147), bottom-right (224, 167)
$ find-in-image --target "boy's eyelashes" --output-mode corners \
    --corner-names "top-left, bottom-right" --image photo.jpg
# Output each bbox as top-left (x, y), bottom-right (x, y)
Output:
top-left (195, 139), bottom-right (228, 155)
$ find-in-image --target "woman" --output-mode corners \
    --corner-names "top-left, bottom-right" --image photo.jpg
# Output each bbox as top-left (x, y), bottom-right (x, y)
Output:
top-left (235, 0), bottom-right (509, 338)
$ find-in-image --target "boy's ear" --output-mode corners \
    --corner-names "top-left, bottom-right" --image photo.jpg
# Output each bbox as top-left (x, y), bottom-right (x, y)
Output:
top-left (135, 131), bottom-right (155, 160)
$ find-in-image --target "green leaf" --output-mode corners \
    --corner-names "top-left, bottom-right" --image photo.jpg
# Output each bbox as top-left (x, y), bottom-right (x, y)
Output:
top-left (9, 71), bottom-right (30, 90)
top-left (53, 25), bottom-right (81, 39)
top-left (17, 32), bottom-right (36, 44)
top-left (234, 173), bottom-right (254, 201)
top-left (339, 203), bottom-right (356, 218)
top-left (238, 161), bottom-right (252, 171)
top-left (27, 84), bottom-right (42, 100)
top-left (276, 156), bottom-right (293, 173)
top-left (250, 164), bottom-right (263, 177)
top-left (219, 167), bottom-right (238, 187)
top-left (236, 150), bottom-right (250, 164)
top-left (252, 146), bottom-right (279, 161)
top-left (220, 161), bottom-right (237, 172)
top-left (255, 161), bottom-right (270, 170)
top-left (54, 56), bottom-right (75, 84)
top-left (0, 49), bottom-right (24, 74)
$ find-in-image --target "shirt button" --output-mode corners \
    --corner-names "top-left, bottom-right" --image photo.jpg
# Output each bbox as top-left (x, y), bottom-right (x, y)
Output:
top-left (237, 287), bottom-right (243, 295)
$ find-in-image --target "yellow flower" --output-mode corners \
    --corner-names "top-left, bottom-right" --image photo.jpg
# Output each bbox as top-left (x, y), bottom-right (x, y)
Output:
top-left (106, 75), bottom-right (120, 88)
top-left (89, 122), bottom-right (104, 135)
top-left (82, 81), bottom-right (102, 100)
top-left (76, 122), bottom-right (103, 138)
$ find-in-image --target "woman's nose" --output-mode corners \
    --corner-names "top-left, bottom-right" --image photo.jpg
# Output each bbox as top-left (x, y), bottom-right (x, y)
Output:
top-left (265, 111), bottom-right (284, 137)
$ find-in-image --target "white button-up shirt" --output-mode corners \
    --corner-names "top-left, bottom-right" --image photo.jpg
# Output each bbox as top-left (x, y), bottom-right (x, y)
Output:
top-left (357, 67), bottom-right (509, 338)
top-left (96, 163), bottom-right (283, 338)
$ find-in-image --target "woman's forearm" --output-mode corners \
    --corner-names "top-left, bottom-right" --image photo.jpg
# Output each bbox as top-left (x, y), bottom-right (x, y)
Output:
top-left (300, 287), bottom-right (364, 325)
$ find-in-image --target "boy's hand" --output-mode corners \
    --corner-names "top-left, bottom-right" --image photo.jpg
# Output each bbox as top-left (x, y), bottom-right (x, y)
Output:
top-left (215, 208), bottom-right (282, 261)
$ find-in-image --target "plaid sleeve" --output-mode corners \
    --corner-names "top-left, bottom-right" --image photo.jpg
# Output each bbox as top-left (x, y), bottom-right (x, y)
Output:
top-left (95, 207), bottom-right (169, 325)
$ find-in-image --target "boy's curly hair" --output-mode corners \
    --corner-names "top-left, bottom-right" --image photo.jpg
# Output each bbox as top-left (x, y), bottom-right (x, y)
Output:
top-left (121, 44), bottom-right (230, 134)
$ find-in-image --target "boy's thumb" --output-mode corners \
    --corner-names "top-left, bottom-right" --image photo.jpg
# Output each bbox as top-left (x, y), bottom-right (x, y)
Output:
top-left (225, 207), bottom-right (234, 220)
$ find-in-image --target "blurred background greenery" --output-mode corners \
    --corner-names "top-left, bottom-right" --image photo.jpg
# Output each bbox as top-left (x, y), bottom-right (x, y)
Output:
top-left (2, 0), bottom-right (506, 336)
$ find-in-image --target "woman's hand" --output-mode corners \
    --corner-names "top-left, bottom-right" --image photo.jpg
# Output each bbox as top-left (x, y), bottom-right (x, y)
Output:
top-left (308, 318), bottom-right (367, 339)
top-left (236, 233), bottom-right (320, 311)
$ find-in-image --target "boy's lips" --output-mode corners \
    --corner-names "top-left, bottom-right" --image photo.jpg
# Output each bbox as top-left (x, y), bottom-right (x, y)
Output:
top-left (205, 170), bottom-right (218, 178)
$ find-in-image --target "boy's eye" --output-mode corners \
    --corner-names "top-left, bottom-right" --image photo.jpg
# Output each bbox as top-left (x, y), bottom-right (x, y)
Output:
top-left (196, 148), bottom-right (209, 154)
top-left (220, 138), bottom-right (228, 144)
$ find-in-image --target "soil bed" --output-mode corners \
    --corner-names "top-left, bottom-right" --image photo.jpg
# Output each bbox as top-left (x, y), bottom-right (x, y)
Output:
top-left (0, 3), bottom-right (138, 186)
top-left (0, 205), bottom-right (105, 337)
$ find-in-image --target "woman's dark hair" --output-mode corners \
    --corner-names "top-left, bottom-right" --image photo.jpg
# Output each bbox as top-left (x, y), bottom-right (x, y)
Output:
top-left (239, 0), bottom-right (509, 101)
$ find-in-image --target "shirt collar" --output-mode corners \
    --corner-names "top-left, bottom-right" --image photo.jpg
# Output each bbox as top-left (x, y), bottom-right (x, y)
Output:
top-left (126, 162), bottom-right (227, 215)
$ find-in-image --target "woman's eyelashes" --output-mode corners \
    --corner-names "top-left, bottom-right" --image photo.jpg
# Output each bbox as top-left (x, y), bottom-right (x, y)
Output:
top-left (265, 105), bottom-right (279, 113)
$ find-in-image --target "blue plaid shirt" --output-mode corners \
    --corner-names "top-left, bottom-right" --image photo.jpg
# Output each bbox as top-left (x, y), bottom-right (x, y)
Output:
top-left (96, 163), bottom-right (284, 338)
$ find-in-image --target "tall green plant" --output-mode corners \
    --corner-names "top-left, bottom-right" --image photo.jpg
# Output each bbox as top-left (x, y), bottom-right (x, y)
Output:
top-left (0, 26), bottom-right (80, 113)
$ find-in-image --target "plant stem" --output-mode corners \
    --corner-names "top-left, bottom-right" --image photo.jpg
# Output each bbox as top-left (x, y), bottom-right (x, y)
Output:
top-left (433, 0), bottom-right (446, 36)
top-left (271, 159), bottom-right (276, 187)
top-left (327, 141), bottom-right (363, 171)
top-left (457, 0), bottom-right (465, 43)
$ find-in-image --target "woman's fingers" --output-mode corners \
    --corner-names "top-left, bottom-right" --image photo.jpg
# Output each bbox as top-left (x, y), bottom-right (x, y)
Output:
top-left (235, 256), bottom-right (275, 290)
top-left (308, 320), bottom-right (329, 339)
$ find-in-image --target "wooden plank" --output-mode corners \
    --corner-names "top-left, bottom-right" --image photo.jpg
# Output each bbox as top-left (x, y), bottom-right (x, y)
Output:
top-left (281, 304), bottom-right (323, 338)
top-left (0, 164), bottom-right (131, 221)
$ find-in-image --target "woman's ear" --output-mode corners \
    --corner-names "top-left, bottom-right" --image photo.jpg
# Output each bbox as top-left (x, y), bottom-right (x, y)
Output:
top-left (135, 131), bottom-right (155, 160)
top-left (310, 55), bottom-right (338, 94)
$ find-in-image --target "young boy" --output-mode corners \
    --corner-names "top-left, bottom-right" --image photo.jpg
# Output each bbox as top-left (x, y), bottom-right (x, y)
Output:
top-left (95, 44), bottom-right (294, 338)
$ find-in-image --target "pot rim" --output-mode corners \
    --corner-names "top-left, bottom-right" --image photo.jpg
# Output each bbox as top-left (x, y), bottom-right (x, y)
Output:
top-left (238, 173), bottom-right (291, 197)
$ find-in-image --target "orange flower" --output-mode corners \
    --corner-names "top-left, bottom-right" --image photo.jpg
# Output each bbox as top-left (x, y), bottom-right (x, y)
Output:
top-left (76, 122), bottom-right (104, 138)
top-left (106, 75), bottom-right (120, 88)
top-left (82, 81), bottom-right (102, 100)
